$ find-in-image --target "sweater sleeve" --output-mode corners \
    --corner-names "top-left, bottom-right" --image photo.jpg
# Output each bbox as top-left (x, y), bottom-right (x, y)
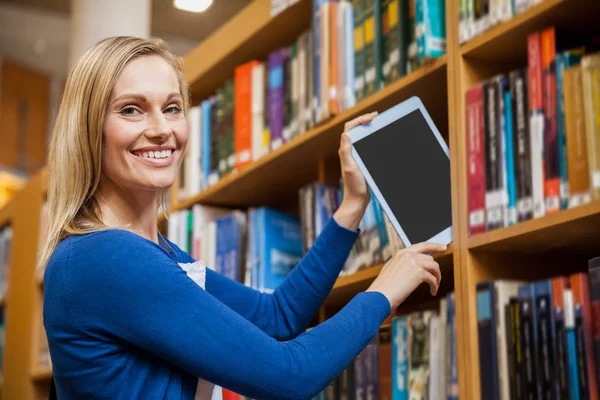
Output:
top-left (66, 230), bottom-right (390, 400)
top-left (199, 216), bottom-right (360, 340)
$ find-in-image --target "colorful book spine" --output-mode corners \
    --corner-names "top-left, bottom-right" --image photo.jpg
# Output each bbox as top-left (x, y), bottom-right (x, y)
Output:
top-left (552, 276), bottom-right (571, 400)
top-left (555, 51), bottom-right (583, 209)
top-left (392, 315), bottom-right (409, 400)
top-left (588, 257), bottom-right (600, 391)
top-left (533, 280), bottom-right (557, 400)
top-left (234, 62), bottom-right (254, 170)
top-left (353, 0), bottom-right (366, 103)
top-left (564, 63), bottom-right (592, 208)
top-left (268, 49), bottom-right (286, 151)
top-left (581, 53), bottom-right (600, 201)
top-left (484, 78), bottom-right (505, 230)
top-left (509, 68), bottom-right (534, 222)
top-left (564, 289), bottom-right (582, 400)
top-left (343, 3), bottom-right (356, 109)
top-left (541, 28), bottom-right (561, 214)
top-left (477, 282), bottom-right (500, 400)
top-left (466, 84), bottom-right (486, 235)
top-left (416, 0), bottom-right (446, 60)
top-left (527, 32), bottom-right (546, 218)
top-left (503, 79), bottom-right (517, 226)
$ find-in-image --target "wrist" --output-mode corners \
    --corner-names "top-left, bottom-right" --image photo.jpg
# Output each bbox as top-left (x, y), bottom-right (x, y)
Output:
top-left (333, 200), bottom-right (367, 231)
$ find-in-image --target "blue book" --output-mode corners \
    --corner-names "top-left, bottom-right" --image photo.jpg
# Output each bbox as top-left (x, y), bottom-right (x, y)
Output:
top-left (392, 316), bottom-right (409, 400)
top-left (564, 289), bottom-right (581, 400)
top-left (215, 213), bottom-right (244, 282)
top-left (255, 208), bottom-right (302, 293)
top-left (504, 82), bottom-right (517, 226)
top-left (201, 99), bottom-right (212, 189)
top-left (416, 0), bottom-right (446, 60)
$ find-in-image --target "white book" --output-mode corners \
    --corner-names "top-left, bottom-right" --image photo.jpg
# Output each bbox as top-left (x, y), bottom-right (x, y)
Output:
top-left (428, 315), bottom-right (441, 400)
top-left (337, 3), bottom-right (345, 112)
top-left (494, 281), bottom-right (523, 400)
top-left (189, 105), bottom-right (202, 196)
top-left (530, 113), bottom-right (546, 218)
top-left (251, 62), bottom-right (267, 161)
top-left (437, 298), bottom-right (448, 400)
top-left (319, 3), bottom-right (330, 122)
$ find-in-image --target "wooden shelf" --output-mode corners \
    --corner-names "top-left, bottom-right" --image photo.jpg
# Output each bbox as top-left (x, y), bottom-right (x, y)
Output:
top-left (175, 56), bottom-right (448, 211)
top-left (325, 244), bottom-right (454, 307)
top-left (183, 0), bottom-right (312, 104)
top-left (460, 0), bottom-right (600, 63)
top-left (468, 201), bottom-right (600, 254)
top-left (30, 367), bottom-right (52, 382)
top-left (0, 200), bottom-right (15, 228)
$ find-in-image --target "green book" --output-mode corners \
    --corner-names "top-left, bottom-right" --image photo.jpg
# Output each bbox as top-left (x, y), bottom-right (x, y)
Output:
top-left (387, 0), bottom-right (410, 82)
top-left (353, 0), bottom-right (366, 102)
top-left (363, 0), bottom-right (383, 97)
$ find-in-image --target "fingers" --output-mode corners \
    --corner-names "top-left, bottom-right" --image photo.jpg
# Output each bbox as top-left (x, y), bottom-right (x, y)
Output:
top-left (343, 111), bottom-right (378, 133)
top-left (420, 268), bottom-right (439, 296)
top-left (421, 259), bottom-right (441, 288)
top-left (406, 242), bottom-right (448, 255)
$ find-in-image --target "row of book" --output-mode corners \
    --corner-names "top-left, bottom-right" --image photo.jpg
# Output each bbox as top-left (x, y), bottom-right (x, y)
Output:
top-left (458, 0), bottom-right (541, 44)
top-left (310, 292), bottom-right (458, 400)
top-left (221, 292), bottom-right (458, 400)
top-left (466, 27), bottom-right (600, 236)
top-left (0, 226), bottom-right (12, 300)
top-left (476, 259), bottom-right (600, 400)
top-left (168, 179), bottom-right (408, 291)
top-left (299, 180), bottom-right (406, 277)
top-left (178, 0), bottom-right (447, 200)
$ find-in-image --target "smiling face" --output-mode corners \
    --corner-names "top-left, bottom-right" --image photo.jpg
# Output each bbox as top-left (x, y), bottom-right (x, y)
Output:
top-left (102, 54), bottom-right (188, 194)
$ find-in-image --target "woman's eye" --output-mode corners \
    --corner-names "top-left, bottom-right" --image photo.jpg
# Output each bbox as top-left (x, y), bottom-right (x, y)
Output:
top-left (165, 105), bottom-right (183, 114)
top-left (120, 107), bottom-right (140, 116)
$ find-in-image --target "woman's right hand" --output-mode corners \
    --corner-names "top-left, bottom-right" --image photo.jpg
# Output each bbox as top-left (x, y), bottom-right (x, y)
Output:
top-left (366, 242), bottom-right (447, 310)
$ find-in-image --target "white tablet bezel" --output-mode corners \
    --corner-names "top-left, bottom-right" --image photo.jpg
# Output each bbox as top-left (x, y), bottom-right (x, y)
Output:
top-left (347, 96), bottom-right (453, 247)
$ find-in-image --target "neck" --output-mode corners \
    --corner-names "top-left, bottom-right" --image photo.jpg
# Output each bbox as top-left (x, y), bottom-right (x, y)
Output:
top-left (97, 177), bottom-right (160, 244)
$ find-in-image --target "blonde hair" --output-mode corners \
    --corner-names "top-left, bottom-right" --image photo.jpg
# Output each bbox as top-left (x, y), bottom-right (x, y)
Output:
top-left (37, 36), bottom-right (190, 271)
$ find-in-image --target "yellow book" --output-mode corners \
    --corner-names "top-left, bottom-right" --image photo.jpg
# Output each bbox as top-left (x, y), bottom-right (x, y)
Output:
top-left (581, 52), bottom-right (600, 200)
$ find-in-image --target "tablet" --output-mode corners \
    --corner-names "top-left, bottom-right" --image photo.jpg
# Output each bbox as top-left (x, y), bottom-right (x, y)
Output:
top-left (347, 96), bottom-right (452, 247)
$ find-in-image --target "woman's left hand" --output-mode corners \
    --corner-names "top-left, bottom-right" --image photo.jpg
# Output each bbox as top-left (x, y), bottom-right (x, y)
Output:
top-left (334, 111), bottom-right (378, 231)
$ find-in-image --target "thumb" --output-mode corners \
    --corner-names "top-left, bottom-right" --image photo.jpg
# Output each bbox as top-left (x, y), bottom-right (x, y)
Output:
top-left (339, 133), bottom-right (355, 165)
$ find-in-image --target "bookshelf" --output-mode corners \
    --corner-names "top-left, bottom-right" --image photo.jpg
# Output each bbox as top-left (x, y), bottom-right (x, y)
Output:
top-left (0, 0), bottom-right (599, 398)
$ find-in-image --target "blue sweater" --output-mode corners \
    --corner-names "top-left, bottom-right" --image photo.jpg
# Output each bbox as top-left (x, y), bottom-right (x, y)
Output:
top-left (43, 217), bottom-right (391, 400)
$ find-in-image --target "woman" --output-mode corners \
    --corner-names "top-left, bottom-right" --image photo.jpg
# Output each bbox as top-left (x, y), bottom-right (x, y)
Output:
top-left (39, 36), bottom-right (445, 400)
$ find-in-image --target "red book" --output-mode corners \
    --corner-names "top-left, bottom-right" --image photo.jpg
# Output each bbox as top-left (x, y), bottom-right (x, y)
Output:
top-left (541, 28), bottom-right (560, 214)
top-left (222, 388), bottom-right (240, 400)
top-left (466, 84), bottom-right (486, 236)
top-left (571, 272), bottom-right (598, 400)
top-left (234, 61), bottom-right (257, 170)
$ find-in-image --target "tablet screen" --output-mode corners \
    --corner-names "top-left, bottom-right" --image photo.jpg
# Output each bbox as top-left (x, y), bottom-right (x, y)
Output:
top-left (353, 109), bottom-right (452, 244)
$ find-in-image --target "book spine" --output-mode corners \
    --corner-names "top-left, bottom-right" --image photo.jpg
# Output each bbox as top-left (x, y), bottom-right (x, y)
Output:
top-left (484, 79), bottom-right (504, 230)
top-left (419, 0), bottom-right (446, 59)
top-left (392, 316), bottom-right (409, 400)
top-left (502, 78), bottom-right (517, 226)
top-left (226, 79), bottom-right (236, 172)
top-left (380, 0), bottom-right (391, 85)
top-left (565, 289), bottom-right (582, 400)
top-left (313, 0), bottom-right (322, 123)
top-left (510, 68), bottom-right (534, 222)
top-left (283, 45), bottom-right (294, 142)
top-left (528, 32), bottom-right (546, 218)
top-left (448, 293), bottom-right (459, 400)
top-left (509, 299), bottom-right (524, 400)
top-left (466, 84), bottom-right (486, 235)
top-left (363, 0), bottom-right (377, 97)
top-left (564, 64), bottom-right (591, 208)
top-left (328, 5), bottom-right (340, 116)
top-left (477, 282), bottom-right (500, 400)
top-left (520, 298), bottom-right (538, 400)
top-left (353, 0), bottom-right (366, 103)
top-left (268, 50), bottom-right (285, 151)
top-left (343, 5), bottom-right (356, 109)
top-left (581, 54), bottom-right (600, 200)
top-left (209, 96), bottom-right (220, 186)
top-left (588, 261), bottom-right (600, 391)
top-left (555, 53), bottom-right (579, 209)
top-left (571, 273), bottom-right (598, 400)
top-left (533, 281), bottom-right (556, 400)
top-left (541, 28), bottom-right (560, 214)
top-left (552, 276), bottom-right (570, 400)
top-left (235, 64), bottom-right (253, 170)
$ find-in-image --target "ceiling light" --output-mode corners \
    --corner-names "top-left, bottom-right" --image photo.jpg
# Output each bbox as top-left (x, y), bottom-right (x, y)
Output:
top-left (174, 0), bottom-right (213, 13)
